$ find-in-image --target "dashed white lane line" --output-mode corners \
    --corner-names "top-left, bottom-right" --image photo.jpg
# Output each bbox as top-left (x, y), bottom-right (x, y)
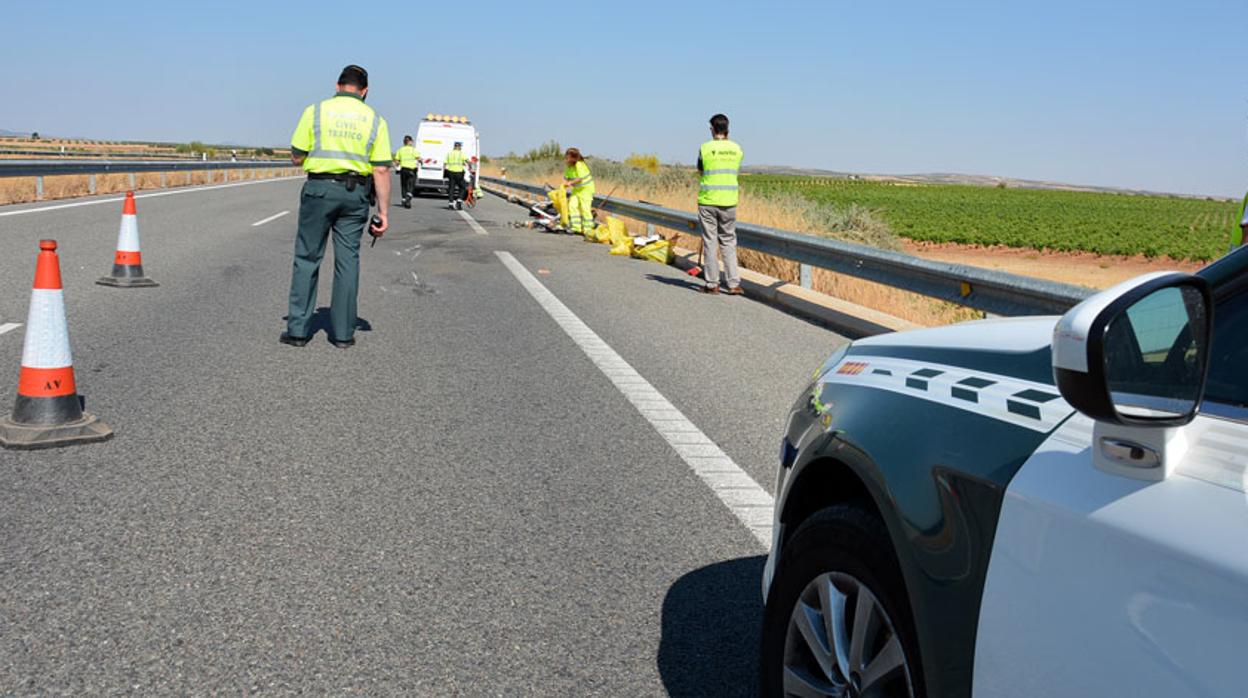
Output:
top-left (0, 176), bottom-right (305, 218)
top-left (458, 209), bottom-right (489, 235)
top-left (251, 210), bottom-right (290, 227)
top-left (495, 250), bottom-right (773, 548)
top-left (0, 323), bottom-right (21, 336)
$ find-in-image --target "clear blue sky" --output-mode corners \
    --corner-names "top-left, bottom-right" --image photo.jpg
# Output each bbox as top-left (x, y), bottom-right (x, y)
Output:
top-left (3, 0), bottom-right (1245, 196)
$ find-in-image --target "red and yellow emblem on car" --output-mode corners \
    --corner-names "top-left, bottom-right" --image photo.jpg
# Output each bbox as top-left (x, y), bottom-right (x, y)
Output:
top-left (836, 361), bottom-right (869, 375)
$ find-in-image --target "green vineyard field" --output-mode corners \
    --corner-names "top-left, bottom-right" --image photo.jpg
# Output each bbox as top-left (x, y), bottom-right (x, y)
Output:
top-left (743, 175), bottom-right (1239, 261)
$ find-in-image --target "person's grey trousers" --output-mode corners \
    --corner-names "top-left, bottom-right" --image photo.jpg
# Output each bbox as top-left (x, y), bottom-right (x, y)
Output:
top-left (698, 204), bottom-right (740, 288)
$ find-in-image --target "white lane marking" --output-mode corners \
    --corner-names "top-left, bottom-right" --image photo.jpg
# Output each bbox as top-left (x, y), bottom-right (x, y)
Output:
top-left (0, 323), bottom-right (21, 336)
top-left (0, 175), bottom-right (304, 218)
top-left (495, 250), bottom-right (773, 548)
top-left (251, 210), bottom-right (290, 227)
top-left (458, 209), bottom-right (489, 235)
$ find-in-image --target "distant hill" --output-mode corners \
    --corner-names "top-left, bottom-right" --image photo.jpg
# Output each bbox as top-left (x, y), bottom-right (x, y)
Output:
top-left (744, 165), bottom-right (1230, 201)
top-left (0, 128), bottom-right (31, 137)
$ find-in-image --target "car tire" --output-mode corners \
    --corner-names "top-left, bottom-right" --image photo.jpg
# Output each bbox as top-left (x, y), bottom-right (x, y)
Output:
top-left (760, 504), bottom-right (924, 698)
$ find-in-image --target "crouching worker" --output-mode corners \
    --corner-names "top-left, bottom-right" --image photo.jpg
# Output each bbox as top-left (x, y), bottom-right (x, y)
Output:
top-left (562, 148), bottom-right (595, 237)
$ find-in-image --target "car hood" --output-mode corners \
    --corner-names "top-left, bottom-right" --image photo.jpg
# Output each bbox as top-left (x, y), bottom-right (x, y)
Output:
top-left (847, 316), bottom-right (1061, 385)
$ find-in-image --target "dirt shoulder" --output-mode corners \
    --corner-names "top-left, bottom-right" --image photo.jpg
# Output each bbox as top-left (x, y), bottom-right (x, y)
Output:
top-left (904, 240), bottom-right (1205, 290)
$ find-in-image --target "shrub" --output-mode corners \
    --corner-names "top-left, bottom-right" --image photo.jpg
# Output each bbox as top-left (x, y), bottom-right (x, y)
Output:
top-left (624, 153), bottom-right (660, 174)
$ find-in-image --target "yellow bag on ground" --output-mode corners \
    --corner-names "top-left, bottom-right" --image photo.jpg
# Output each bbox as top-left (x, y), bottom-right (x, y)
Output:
top-left (547, 187), bottom-right (569, 227)
top-left (591, 221), bottom-right (613, 244)
top-left (609, 238), bottom-right (634, 256)
top-left (606, 217), bottom-right (629, 246)
top-left (631, 239), bottom-right (674, 264)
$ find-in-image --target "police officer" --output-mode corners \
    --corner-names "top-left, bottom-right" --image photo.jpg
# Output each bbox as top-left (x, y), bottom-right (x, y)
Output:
top-left (394, 135), bottom-right (420, 208)
top-left (445, 141), bottom-right (468, 210)
top-left (282, 65), bottom-right (392, 349)
top-left (697, 113), bottom-right (744, 295)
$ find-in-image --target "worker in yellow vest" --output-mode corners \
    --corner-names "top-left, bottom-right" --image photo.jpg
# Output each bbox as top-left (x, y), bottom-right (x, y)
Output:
top-left (283, 65), bottom-right (392, 349)
top-left (1235, 189), bottom-right (1247, 251)
top-left (445, 142), bottom-right (469, 210)
top-left (394, 135), bottom-right (420, 208)
top-left (562, 148), bottom-right (595, 237)
top-left (697, 113), bottom-right (744, 295)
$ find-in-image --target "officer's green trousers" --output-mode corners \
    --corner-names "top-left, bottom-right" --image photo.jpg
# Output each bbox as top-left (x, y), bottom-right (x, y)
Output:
top-left (287, 178), bottom-right (369, 341)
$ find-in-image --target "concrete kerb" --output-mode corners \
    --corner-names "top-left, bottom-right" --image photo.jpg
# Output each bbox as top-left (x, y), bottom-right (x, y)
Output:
top-left (483, 182), bottom-right (918, 339)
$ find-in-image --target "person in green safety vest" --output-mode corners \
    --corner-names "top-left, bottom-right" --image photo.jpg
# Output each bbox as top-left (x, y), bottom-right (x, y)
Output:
top-left (282, 64), bottom-right (392, 349)
top-left (394, 135), bottom-right (420, 208)
top-left (445, 142), bottom-right (469, 210)
top-left (696, 113), bottom-right (744, 295)
top-left (561, 148), bottom-right (596, 237)
top-left (1235, 189), bottom-right (1247, 251)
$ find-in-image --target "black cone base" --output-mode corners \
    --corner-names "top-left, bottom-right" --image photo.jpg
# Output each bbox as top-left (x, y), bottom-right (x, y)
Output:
top-left (0, 412), bottom-right (113, 450)
top-left (97, 263), bottom-right (158, 288)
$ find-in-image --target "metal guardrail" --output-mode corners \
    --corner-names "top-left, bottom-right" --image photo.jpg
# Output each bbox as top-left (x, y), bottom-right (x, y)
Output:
top-left (0, 149), bottom-right (282, 160)
top-left (0, 159), bottom-right (293, 177)
top-left (482, 175), bottom-right (1095, 316)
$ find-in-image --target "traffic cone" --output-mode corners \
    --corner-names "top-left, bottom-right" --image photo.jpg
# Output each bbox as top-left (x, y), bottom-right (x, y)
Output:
top-left (0, 240), bottom-right (113, 449)
top-left (97, 191), bottom-right (157, 287)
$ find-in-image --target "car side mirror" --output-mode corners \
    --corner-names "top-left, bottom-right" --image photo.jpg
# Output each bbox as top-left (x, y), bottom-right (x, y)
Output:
top-left (1053, 272), bottom-right (1212, 427)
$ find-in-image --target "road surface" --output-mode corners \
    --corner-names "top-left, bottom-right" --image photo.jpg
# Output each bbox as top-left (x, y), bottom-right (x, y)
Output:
top-left (0, 178), bottom-right (846, 695)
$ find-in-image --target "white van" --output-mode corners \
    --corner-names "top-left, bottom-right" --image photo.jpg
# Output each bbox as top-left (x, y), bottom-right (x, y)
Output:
top-left (414, 114), bottom-right (479, 196)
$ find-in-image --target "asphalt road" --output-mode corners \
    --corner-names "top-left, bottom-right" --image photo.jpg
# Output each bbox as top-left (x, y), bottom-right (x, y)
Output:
top-left (0, 178), bottom-right (846, 695)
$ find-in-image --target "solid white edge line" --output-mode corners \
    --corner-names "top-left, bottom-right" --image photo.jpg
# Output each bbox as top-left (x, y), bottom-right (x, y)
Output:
top-left (0, 323), bottom-right (21, 336)
top-left (458, 209), bottom-right (489, 235)
top-left (251, 210), bottom-right (290, 227)
top-left (494, 250), bottom-right (773, 548)
top-left (0, 175), bottom-right (305, 218)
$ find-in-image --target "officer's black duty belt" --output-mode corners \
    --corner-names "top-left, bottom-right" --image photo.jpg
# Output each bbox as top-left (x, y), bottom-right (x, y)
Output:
top-left (307, 172), bottom-right (371, 191)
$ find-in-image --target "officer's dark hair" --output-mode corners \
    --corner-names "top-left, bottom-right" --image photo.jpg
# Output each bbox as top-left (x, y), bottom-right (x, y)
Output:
top-left (709, 114), bottom-right (730, 135)
top-left (404, 135), bottom-right (413, 143)
top-left (337, 65), bottom-right (369, 89)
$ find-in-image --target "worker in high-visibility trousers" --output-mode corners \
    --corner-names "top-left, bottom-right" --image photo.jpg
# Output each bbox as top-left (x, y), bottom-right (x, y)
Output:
top-left (394, 135), bottom-right (420, 208)
top-left (562, 148), bottom-right (595, 237)
top-left (1235, 188), bottom-right (1247, 252)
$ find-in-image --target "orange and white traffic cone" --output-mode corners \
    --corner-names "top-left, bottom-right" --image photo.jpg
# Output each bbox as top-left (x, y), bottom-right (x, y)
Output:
top-left (0, 240), bottom-right (113, 449)
top-left (97, 191), bottom-right (157, 287)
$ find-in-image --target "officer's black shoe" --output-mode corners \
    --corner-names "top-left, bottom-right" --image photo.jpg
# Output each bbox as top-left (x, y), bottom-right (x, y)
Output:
top-left (279, 332), bottom-right (311, 347)
top-left (328, 337), bottom-right (355, 349)
top-left (402, 197), bottom-right (411, 208)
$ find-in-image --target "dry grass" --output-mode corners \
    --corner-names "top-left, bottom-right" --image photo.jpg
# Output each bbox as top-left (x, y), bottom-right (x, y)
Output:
top-left (0, 167), bottom-right (302, 205)
top-left (484, 161), bottom-right (979, 326)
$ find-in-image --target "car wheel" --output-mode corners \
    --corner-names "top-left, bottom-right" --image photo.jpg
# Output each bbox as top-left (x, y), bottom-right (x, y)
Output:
top-left (761, 504), bottom-right (922, 698)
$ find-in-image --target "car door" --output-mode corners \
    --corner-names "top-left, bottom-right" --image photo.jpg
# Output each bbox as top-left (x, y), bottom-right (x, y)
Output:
top-left (972, 285), bottom-right (1248, 697)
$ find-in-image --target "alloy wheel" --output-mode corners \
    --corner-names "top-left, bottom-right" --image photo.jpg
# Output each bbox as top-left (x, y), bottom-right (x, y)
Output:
top-left (782, 571), bottom-right (914, 697)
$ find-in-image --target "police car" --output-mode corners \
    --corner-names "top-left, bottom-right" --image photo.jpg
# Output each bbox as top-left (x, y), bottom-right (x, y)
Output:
top-left (761, 247), bottom-right (1247, 697)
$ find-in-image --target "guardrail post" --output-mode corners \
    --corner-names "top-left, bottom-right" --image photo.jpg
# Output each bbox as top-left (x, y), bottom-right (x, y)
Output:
top-left (35, 176), bottom-right (43, 200)
top-left (88, 174), bottom-right (97, 194)
top-left (647, 223), bottom-right (655, 237)
top-left (800, 264), bottom-right (813, 289)
top-left (159, 172), bottom-right (166, 188)
top-left (186, 171), bottom-right (192, 186)
top-left (127, 172), bottom-right (136, 190)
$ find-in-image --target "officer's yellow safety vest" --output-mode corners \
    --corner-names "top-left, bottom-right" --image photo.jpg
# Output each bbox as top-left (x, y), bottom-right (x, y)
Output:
top-left (565, 161), bottom-right (594, 195)
top-left (445, 149), bottom-right (467, 173)
top-left (395, 145), bottom-right (420, 169)
top-left (698, 139), bottom-right (743, 207)
top-left (291, 93), bottom-right (391, 176)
